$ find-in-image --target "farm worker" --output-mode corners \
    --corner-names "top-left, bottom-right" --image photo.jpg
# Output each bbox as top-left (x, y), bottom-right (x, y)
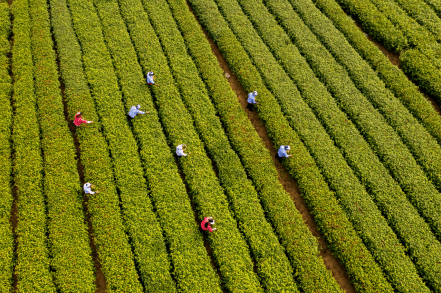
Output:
top-left (176, 144), bottom-right (191, 156)
top-left (276, 145), bottom-right (292, 159)
top-left (201, 217), bottom-right (216, 232)
top-left (247, 91), bottom-right (258, 111)
top-left (74, 112), bottom-right (93, 126)
top-left (146, 71), bottom-right (158, 86)
top-left (83, 182), bottom-right (99, 195)
top-left (128, 104), bottom-right (149, 120)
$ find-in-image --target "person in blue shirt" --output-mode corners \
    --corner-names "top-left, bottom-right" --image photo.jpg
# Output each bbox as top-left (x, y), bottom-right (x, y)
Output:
top-left (276, 145), bottom-right (292, 159)
top-left (128, 104), bottom-right (149, 120)
top-left (146, 71), bottom-right (158, 86)
top-left (247, 91), bottom-right (258, 111)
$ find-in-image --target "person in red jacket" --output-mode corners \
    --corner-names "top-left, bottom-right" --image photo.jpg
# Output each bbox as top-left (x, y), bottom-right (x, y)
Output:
top-left (74, 112), bottom-right (93, 126)
top-left (201, 217), bottom-right (216, 232)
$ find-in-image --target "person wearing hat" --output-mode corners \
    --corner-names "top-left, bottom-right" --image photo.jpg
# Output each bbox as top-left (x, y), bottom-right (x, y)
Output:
top-left (74, 112), bottom-right (93, 126)
top-left (83, 182), bottom-right (99, 195)
top-left (146, 71), bottom-right (158, 86)
top-left (276, 145), bottom-right (292, 159)
top-left (201, 217), bottom-right (217, 232)
top-left (176, 144), bottom-right (191, 156)
top-left (128, 104), bottom-right (149, 120)
top-left (247, 91), bottom-right (258, 111)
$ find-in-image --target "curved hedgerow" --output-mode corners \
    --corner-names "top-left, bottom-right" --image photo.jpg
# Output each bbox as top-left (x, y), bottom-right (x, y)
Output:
top-left (367, 0), bottom-right (438, 46)
top-left (166, 0), bottom-right (344, 292)
top-left (11, 0), bottom-right (56, 291)
top-left (59, 0), bottom-right (176, 290)
top-left (311, 0), bottom-right (441, 153)
top-left (227, 0), bottom-right (441, 289)
top-left (380, 0), bottom-right (441, 43)
top-left (0, 3), bottom-right (13, 292)
top-left (245, 0), bottom-right (441, 243)
top-left (49, 0), bottom-right (148, 291)
top-left (210, 0), bottom-right (434, 290)
top-left (187, 0), bottom-right (394, 291)
top-left (139, 0), bottom-right (299, 291)
top-left (401, 48), bottom-right (441, 105)
top-left (90, 0), bottom-right (224, 291)
top-left (27, 0), bottom-right (96, 290)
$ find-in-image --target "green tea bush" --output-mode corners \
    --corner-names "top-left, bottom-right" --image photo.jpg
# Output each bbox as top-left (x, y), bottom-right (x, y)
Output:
top-left (312, 0), bottom-right (441, 148)
top-left (91, 0), bottom-right (224, 290)
top-left (137, 0), bottom-right (298, 291)
top-left (49, 0), bottom-right (149, 291)
top-left (0, 3), bottom-right (13, 292)
top-left (188, 0), bottom-right (394, 291)
top-left (28, 0), bottom-right (96, 290)
top-left (11, 0), bottom-right (56, 291)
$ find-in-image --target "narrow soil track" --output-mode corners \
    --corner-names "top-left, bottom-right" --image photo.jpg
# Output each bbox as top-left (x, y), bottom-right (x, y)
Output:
top-left (194, 14), bottom-right (356, 292)
top-left (7, 7), bottom-right (18, 289)
top-left (353, 21), bottom-right (441, 115)
top-left (355, 22), bottom-right (401, 67)
top-left (57, 57), bottom-right (107, 293)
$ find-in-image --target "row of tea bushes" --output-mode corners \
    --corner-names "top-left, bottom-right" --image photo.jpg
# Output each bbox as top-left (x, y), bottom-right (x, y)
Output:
top-left (28, 0), bottom-right (96, 290)
top-left (0, 2), bottom-right (13, 292)
top-left (49, 0), bottom-right (147, 290)
top-left (11, 0), bottom-right (56, 290)
top-left (91, 0), bottom-right (223, 290)
top-left (187, 0), bottom-right (394, 291)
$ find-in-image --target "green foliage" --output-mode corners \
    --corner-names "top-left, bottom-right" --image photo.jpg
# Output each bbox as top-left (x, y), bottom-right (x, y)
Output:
top-left (235, 0), bottom-right (441, 289)
top-left (55, 0), bottom-right (177, 290)
top-left (0, 3), bottom-right (13, 293)
top-left (27, 0), bottom-right (96, 290)
top-left (187, 0), bottom-right (395, 291)
top-left (367, 0), bottom-right (437, 47)
top-left (91, 0), bottom-right (223, 291)
top-left (401, 48), bottom-right (441, 105)
top-left (312, 0), bottom-right (441, 151)
top-left (118, 0), bottom-right (266, 291)
top-left (332, 0), bottom-right (407, 51)
top-left (252, 0), bottom-right (441, 241)
top-left (166, 0), bottom-right (346, 292)
top-left (11, 0), bottom-right (56, 291)
top-left (384, 0), bottom-right (441, 42)
top-left (422, 0), bottom-right (441, 19)
top-left (140, 0), bottom-right (299, 291)
top-left (212, 0), bottom-right (437, 290)
top-left (331, 0), bottom-right (441, 109)
top-left (49, 0), bottom-right (151, 291)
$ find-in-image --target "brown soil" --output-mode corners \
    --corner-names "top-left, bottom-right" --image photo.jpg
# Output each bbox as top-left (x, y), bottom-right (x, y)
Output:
top-left (352, 21), bottom-right (441, 115)
top-left (56, 50), bottom-right (107, 292)
top-left (193, 13), bottom-right (356, 293)
top-left (422, 91), bottom-right (441, 115)
top-left (353, 22), bottom-right (400, 67)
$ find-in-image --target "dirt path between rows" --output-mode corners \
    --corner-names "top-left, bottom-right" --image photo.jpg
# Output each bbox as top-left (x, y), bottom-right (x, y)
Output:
top-left (353, 22), bottom-right (441, 115)
top-left (189, 9), bottom-right (355, 292)
top-left (56, 55), bottom-right (107, 293)
top-left (7, 4), bottom-right (18, 289)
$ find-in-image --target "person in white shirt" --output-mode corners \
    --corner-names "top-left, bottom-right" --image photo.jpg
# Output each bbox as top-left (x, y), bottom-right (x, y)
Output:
top-left (83, 182), bottom-right (99, 195)
top-left (146, 71), bottom-right (158, 86)
top-left (176, 144), bottom-right (191, 156)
